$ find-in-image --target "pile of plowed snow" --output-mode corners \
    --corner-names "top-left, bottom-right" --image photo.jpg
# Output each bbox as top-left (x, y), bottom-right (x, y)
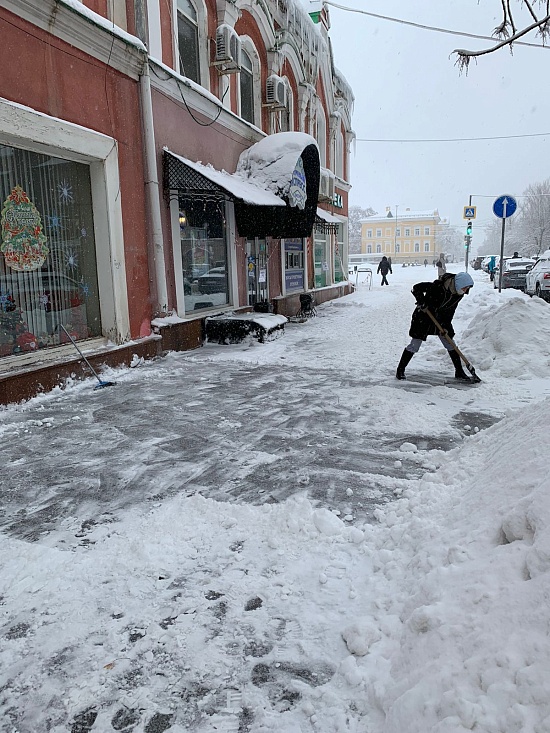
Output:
top-left (461, 296), bottom-right (550, 377)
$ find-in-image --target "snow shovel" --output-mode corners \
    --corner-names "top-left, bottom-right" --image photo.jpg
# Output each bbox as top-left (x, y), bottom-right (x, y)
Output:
top-left (59, 325), bottom-right (116, 390)
top-left (422, 308), bottom-right (482, 383)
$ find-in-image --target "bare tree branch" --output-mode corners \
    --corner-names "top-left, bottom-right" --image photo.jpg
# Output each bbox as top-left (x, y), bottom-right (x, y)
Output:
top-left (454, 11), bottom-right (550, 72)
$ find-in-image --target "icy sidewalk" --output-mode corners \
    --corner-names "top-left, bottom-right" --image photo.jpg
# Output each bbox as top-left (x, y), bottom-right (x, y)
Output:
top-left (3, 267), bottom-right (550, 732)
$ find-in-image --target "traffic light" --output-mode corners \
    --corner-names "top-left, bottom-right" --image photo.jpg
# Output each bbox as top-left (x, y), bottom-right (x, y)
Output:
top-left (466, 221), bottom-right (472, 236)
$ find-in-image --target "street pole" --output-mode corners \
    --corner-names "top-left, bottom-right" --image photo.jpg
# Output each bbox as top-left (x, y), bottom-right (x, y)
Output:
top-left (498, 199), bottom-right (507, 293)
top-left (465, 194), bottom-right (472, 272)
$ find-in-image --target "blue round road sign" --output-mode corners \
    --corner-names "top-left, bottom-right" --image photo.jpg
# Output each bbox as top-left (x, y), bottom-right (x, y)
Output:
top-left (493, 195), bottom-right (517, 219)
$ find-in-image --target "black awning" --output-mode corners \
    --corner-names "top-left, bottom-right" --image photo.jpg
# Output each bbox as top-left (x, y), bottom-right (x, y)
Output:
top-left (163, 142), bottom-right (320, 239)
top-left (163, 150), bottom-right (229, 201)
top-left (234, 143), bottom-right (320, 239)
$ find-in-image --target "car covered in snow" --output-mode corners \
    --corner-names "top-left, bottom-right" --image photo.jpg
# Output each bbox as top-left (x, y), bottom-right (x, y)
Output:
top-left (493, 257), bottom-right (535, 291)
top-left (525, 250), bottom-right (550, 301)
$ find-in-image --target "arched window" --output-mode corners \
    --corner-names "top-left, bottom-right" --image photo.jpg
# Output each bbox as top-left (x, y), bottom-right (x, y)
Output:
top-left (239, 49), bottom-right (254, 124)
top-left (177, 0), bottom-right (200, 83)
top-left (376, 244), bottom-right (381, 253)
top-left (315, 103), bottom-right (327, 168)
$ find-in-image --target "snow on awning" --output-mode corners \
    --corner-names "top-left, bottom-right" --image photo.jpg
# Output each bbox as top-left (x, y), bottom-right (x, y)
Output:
top-left (163, 150), bottom-right (285, 207)
top-left (315, 207), bottom-right (341, 234)
top-left (235, 132), bottom-right (320, 238)
top-left (164, 131), bottom-right (321, 239)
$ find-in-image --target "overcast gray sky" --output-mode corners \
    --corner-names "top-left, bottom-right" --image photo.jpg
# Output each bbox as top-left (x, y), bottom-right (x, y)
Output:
top-left (325, 0), bottom-right (550, 251)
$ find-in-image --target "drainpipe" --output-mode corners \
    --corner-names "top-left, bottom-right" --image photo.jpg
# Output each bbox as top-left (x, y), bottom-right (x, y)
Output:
top-left (140, 61), bottom-right (168, 315)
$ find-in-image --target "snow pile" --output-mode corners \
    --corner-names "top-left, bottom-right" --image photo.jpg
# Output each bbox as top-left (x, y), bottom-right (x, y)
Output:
top-left (236, 132), bottom-right (318, 199)
top-left (355, 396), bottom-right (550, 732)
top-left (459, 294), bottom-right (550, 378)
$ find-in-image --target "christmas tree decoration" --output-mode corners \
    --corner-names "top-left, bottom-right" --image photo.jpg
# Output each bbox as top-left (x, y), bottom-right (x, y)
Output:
top-left (1, 186), bottom-right (49, 272)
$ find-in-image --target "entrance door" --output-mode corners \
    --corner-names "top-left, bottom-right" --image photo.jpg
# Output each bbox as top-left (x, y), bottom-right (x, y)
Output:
top-left (246, 238), bottom-right (268, 306)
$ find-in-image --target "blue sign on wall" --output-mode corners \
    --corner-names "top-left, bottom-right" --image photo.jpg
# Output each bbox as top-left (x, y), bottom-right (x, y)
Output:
top-left (285, 270), bottom-right (304, 290)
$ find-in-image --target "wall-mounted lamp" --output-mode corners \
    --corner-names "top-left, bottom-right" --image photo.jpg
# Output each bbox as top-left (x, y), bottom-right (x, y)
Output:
top-left (179, 212), bottom-right (187, 226)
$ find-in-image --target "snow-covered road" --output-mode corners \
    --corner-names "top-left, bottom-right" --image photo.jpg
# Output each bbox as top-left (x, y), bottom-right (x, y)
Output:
top-left (2, 264), bottom-right (550, 732)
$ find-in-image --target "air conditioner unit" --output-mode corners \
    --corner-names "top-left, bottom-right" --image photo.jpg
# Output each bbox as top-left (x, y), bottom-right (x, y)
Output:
top-left (214, 24), bottom-right (241, 73)
top-left (318, 170), bottom-right (335, 202)
top-left (265, 74), bottom-right (287, 108)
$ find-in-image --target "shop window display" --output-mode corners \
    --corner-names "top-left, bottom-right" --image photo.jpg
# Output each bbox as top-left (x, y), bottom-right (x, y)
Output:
top-left (0, 144), bottom-right (101, 357)
top-left (179, 199), bottom-right (229, 312)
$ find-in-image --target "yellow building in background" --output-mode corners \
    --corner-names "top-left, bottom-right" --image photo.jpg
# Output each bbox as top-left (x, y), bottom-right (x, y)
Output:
top-left (360, 208), bottom-right (442, 265)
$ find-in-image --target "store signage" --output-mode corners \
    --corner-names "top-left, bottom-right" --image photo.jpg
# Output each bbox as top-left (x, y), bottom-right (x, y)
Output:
top-left (284, 238), bottom-right (303, 251)
top-left (332, 193), bottom-right (343, 209)
top-left (1, 186), bottom-right (49, 272)
top-left (288, 158), bottom-right (307, 210)
top-left (285, 270), bottom-right (304, 290)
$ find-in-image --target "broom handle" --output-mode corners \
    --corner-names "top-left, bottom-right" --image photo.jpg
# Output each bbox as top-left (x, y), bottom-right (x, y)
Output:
top-left (59, 325), bottom-right (102, 382)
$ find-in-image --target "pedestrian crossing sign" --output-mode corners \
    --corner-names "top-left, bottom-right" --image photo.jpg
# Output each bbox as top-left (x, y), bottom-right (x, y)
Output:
top-left (463, 206), bottom-right (476, 219)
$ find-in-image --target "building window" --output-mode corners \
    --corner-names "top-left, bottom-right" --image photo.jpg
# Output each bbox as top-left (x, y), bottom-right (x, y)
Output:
top-left (414, 242), bottom-right (420, 252)
top-left (367, 229), bottom-right (372, 238)
top-left (177, 0), bottom-right (200, 83)
top-left (239, 49), bottom-right (254, 124)
top-left (395, 243), bottom-right (400, 253)
top-left (376, 244), bottom-right (381, 253)
top-left (424, 226), bottom-right (430, 235)
top-left (367, 244), bottom-right (372, 253)
top-left (0, 144), bottom-right (102, 357)
top-left (179, 199), bottom-right (229, 311)
top-left (424, 242), bottom-right (430, 252)
top-left (396, 228), bottom-right (401, 236)
top-left (405, 228), bottom-right (410, 236)
top-left (284, 238), bottom-right (304, 291)
top-left (414, 227), bottom-right (420, 236)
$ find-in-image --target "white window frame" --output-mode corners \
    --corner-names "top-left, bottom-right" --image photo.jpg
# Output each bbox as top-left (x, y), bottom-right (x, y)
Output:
top-left (376, 229), bottom-right (382, 237)
top-left (405, 228), bottom-right (410, 236)
top-left (238, 39), bottom-right (261, 127)
top-left (414, 242), bottom-right (420, 252)
top-left (0, 98), bottom-right (129, 346)
top-left (424, 226), bottom-right (430, 235)
top-left (414, 227), bottom-right (420, 236)
top-left (315, 101), bottom-right (327, 168)
top-left (367, 229), bottom-right (372, 238)
top-left (424, 242), bottom-right (430, 252)
top-left (173, 0), bottom-right (209, 90)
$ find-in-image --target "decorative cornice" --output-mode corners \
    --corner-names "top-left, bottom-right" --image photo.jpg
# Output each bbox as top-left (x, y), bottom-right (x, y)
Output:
top-left (3, 0), bottom-right (146, 80)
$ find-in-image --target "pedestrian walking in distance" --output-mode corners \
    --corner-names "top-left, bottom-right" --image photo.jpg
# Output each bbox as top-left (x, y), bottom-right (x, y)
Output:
top-left (377, 255), bottom-right (392, 286)
top-left (396, 272), bottom-right (474, 381)
top-left (436, 254), bottom-right (447, 279)
top-left (424, 258), bottom-right (428, 267)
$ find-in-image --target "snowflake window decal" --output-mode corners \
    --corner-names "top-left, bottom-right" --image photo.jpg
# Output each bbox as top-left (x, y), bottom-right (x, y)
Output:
top-left (64, 249), bottom-right (79, 272)
top-left (38, 292), bottom-right (50, 308)
top-left (58, 180), bottom-right (74, 204)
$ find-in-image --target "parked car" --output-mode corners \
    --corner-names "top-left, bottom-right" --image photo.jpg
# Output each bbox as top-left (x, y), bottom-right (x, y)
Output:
top-left (472, 256), bottom-right (484, 270)
top-left (197, 267), bottom-right (227, 294)
top-left (525, 250), bottom-right (550, 300)
top-left (493, 257), bottom-right (535, 291)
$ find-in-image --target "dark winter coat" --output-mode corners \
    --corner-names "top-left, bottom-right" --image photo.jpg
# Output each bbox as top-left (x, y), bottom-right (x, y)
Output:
top-left (409, 273), bottom-right (464, 340)
top-left (377, 257), bottom-right (392, 276)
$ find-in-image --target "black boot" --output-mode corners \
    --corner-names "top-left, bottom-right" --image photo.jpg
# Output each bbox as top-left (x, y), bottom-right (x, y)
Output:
top-left (396, 349), bottom-right (414, 380)
top-left (448, 349), bottom-right (471, 380)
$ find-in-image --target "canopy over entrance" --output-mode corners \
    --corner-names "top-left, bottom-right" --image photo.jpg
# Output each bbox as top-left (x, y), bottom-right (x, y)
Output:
top-left (163, 132), bottom-right (320, 239)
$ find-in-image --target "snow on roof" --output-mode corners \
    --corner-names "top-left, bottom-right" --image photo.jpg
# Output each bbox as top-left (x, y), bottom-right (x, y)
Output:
top-left (236, 132), bottom-right (318, 199)
top-left (165, 149), bottom-right (286, 207)
top-left (361, 209), bottom-right (442, 223)
top-left (59, 0), bottom-right (146, 51)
